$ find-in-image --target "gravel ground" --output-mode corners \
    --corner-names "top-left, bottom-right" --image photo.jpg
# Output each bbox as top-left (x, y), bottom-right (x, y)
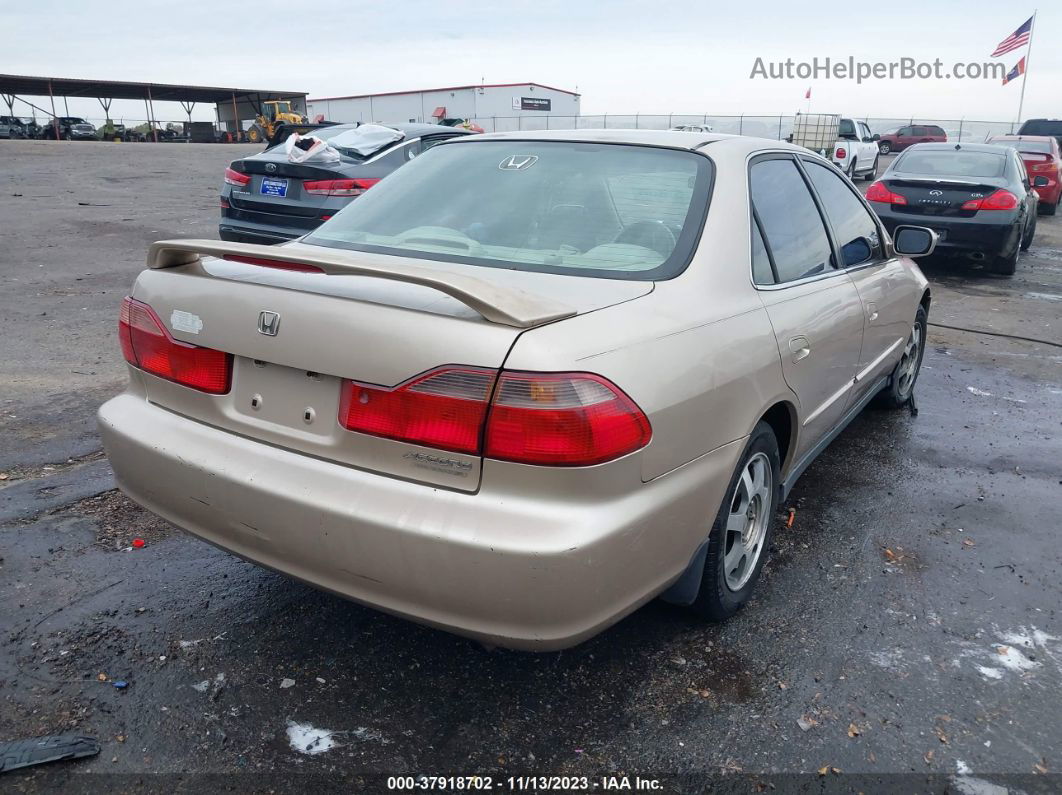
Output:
top-left (1, 140), bottom-right (1061, 793)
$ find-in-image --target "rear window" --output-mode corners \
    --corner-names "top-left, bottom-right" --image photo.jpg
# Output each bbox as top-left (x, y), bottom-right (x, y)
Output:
top-left (1019, 121), bottom-right (1062, 138)
top-left (305, 140), bottom-right (712, 280)
top-left (895, 150), bottom-right (1007, 178)
top-left (990, 138), bottom-right (1053, 155)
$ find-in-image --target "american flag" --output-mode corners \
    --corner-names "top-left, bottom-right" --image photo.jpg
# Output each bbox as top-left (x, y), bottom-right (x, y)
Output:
top-left (1003, 57), bottom-right (1026, 85)
top-left (992, 16), bottom-right (1032, 57)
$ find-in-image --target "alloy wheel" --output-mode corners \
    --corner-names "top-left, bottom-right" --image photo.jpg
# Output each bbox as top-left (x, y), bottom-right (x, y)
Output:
top-left (896, 321), bottom-right (922, 397)
top-left (723, 452), bottom-right (773, 591)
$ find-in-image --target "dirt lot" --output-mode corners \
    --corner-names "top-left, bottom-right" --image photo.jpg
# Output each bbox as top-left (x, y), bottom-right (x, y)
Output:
top-left (1, 140), bottom-right (1061, 792)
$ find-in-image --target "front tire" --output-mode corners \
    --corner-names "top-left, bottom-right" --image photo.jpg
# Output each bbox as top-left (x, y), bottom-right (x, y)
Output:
top-left (874, 305), bottom-right (927, 408)
top-left (691, 422), bottom-right (780, 622)
top-left (878, 141), bottom-right (891, 155)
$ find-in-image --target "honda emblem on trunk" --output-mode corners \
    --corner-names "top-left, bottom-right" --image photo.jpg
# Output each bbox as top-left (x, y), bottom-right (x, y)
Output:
top-left (499, 155), bottom-right (538, 171)
top-left (257, 311), bottom-right (281, 336)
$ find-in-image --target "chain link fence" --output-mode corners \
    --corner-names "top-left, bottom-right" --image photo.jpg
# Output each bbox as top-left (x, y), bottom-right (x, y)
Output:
top-left (8, 113), bottom-right (1023, 144)
top-left (468, 114), bottom-right (1022, 143)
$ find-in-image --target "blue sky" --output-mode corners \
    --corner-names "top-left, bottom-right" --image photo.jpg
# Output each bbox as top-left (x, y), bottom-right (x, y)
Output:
top-left (2, 0), bottom-right (1055, 125)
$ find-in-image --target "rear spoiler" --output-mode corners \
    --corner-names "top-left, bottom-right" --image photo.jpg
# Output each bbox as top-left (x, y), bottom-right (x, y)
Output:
top-left (147, 239), bottom-right (576, 329)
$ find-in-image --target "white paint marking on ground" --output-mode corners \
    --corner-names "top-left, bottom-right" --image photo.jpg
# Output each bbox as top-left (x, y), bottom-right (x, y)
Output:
top-left (286, 721), bottom-right (337, 756)
top-left (956, 760), bottom-right (972, 774)
top-left (976, 665), bottom-right (1004, 680)
top-left (966, 386), bottom-right (992, 397)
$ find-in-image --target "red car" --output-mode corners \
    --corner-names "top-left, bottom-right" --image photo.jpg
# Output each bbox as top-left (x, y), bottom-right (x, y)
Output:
top-left (987, 135), bottom-right (1061, 216)
top-left (877, 124), bottom-right (947, 154)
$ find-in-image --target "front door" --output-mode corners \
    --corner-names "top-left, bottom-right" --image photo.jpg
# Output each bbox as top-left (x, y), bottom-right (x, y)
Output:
top-left (749, 155), bottom-right (866, 460)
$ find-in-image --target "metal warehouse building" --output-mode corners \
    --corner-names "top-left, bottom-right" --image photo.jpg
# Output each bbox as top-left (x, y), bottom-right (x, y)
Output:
top-left (306, 82), bottom-right (580, 127)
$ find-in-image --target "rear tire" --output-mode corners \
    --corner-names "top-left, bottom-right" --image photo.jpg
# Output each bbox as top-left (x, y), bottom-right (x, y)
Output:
top-left (691, 422), bottom-right (779, 622)
top-left (874, 305), bottom-right (927, 408)
top-left (846, 158), bottom-right (857, 180)
top-left (1020, 213), bottom-right (1036, 251)
top-left (992, 240), bottom-right (1019, 276)
top-left (1041, 198), bottom-right (1058, 216)
top-left (864, 155), bottom-right (879, 180)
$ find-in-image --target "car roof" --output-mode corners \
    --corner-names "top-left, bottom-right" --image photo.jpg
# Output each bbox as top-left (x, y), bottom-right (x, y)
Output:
top-left (448, 128), bottom-right (810, 156)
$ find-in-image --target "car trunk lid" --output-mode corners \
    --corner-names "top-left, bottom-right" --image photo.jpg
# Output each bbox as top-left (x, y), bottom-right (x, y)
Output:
top-left (128, 240), bottom-right (653, 491)
top-left (885, 176), bottom-right (1009, 217)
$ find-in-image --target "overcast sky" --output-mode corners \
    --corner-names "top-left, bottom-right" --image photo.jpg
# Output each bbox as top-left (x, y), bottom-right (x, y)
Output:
top-left (2, 0), bottom-right (1055, 125)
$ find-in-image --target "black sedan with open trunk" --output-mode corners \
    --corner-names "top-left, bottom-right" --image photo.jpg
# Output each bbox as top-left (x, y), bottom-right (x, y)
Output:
top-left (865, 143), bottom-right (1043, 276)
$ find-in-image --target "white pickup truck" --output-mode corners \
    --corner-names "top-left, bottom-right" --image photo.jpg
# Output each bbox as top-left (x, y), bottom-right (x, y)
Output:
top-left (790, 114), bottom-right (881, 181)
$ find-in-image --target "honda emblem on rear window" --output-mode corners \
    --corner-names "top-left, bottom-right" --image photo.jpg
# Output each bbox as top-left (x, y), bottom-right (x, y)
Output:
top-left (265, 163), bottom-right (278, 173)
top-left (499, 155), bottom-right (538, 171)
top-left (257, 311), bottom-right (281, 336)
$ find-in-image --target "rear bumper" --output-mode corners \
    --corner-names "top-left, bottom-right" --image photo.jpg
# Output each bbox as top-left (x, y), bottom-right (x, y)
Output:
top-left (219, 208), bottom-right (322, 245)
top-left (876, 209), bottom-right (1020, 255)
top-left (218, 220), bottom-right (302, 245)
top-left (98, 392), bottom-right (741, 650)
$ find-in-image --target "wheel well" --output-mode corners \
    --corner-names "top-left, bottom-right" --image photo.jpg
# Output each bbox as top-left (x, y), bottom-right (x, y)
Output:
top-left (760, 402), bottom-right (795, 472)
top-left (920, 289), bottom-right (931, 312)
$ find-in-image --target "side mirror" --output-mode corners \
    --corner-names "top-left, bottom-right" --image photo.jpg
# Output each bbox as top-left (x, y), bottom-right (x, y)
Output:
top-left (872, 133), bottom-right (881, 141)
top-left (893, 226), bottom-right (938, 258)
top-left (1033, 176), bottom-right (1050, 187)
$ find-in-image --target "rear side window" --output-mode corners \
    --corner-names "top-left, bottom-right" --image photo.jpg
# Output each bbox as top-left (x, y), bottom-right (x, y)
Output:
top-left (751, 217), bottom-right (774, 285)
top-left (750, 157), bottom-right (833, 284)
top-left (803, 160), bottom-right (882, 267)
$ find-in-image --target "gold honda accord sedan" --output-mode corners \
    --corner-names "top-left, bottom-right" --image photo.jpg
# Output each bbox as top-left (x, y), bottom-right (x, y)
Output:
top-left (99, 130), bottom-right (935, 650)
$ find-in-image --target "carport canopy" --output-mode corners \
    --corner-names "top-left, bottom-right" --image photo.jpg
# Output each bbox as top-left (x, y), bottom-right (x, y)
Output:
top-left (0, 73), bottom-right (307, 138)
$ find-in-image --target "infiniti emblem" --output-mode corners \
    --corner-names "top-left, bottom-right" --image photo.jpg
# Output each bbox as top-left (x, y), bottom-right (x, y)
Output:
top-left (257, 311), bottom-right (281, 336)
top-left (265, 163), bottom-right (278, 173)
top-left (499, 155), bottom-right (538, 171)
top-left (929, 189), bottom-right (943, 196)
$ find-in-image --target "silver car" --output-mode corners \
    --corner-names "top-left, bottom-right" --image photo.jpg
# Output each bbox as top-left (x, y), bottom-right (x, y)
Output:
top-left (100, 130), bottom-right (935, 649)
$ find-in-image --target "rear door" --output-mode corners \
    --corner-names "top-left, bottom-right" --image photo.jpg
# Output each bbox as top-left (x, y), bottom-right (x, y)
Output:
top-left (801, 157), bottom-right (911, 405)
top-left (750, 155), bottom-right (866, 460)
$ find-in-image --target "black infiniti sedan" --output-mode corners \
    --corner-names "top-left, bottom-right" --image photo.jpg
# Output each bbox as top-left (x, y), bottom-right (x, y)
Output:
top-left (220, 123), bottom-right (473, 244)
top-left (866, 143), bottom-right (1045, 276)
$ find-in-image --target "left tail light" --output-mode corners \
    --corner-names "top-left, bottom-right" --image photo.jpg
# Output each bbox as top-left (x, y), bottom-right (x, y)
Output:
top-left (303, 178), bottom-right (380, 197)
top-left (339, 368), bottom-right (651, 466)
top-left (224, 167), bottom-right (250, 187)
top-left (835, 147), bottom-right (847, 161)
top-left (119, 297), bottom-right (231, 394)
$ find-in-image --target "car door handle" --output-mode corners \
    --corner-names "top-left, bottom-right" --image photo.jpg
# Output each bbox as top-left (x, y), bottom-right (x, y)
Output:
top-left (867, 301), bottom-right (879, 322)
top-left (789, 336), bottom-right (811, 362)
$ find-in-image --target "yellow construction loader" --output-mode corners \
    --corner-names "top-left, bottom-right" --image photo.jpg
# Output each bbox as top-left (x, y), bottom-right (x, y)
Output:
top-left (247, 100), bottom-right (310, 145)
